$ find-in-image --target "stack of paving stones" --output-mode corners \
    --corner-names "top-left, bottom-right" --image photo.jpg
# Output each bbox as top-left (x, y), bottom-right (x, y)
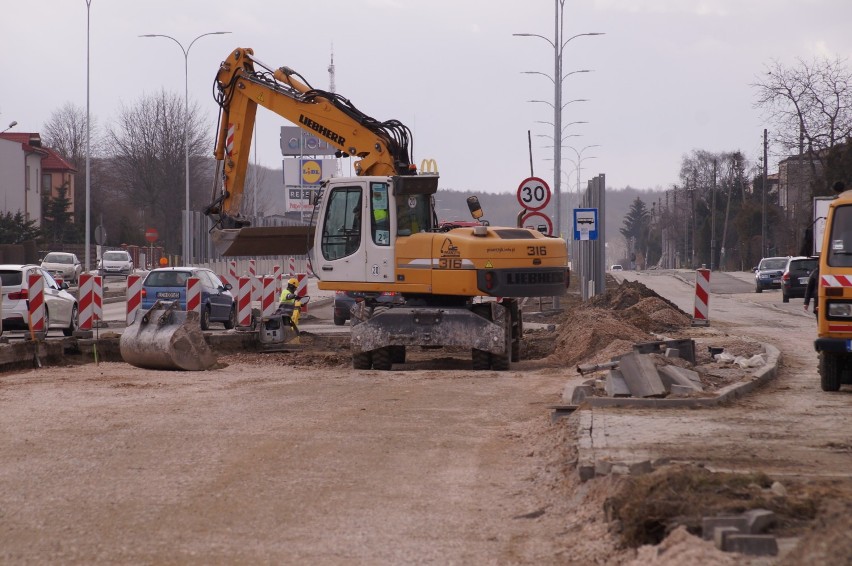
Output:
top-left (702, 509), bottom-right (779, 557)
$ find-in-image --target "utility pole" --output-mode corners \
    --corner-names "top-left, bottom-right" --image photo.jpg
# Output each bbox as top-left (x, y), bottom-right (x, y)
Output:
top-left (711, 159), bottom-right (717, 270)
top-left (762, 129), bottom-right (768, 258)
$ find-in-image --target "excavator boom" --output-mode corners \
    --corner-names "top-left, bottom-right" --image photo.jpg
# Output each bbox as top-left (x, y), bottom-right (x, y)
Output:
top-left (207, 48), bottom-right (414, 256)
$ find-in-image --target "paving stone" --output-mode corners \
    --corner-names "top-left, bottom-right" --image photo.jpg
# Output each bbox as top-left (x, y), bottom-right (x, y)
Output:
top-left (570, 385), bottom-right (596, 404)
top-left (605, 369), bottom-right (631, 397)
top-left (659, 365), bottom-right (703, 391)
top-left (703, 516), bottom-right (749, 541)
top-left (628, 460), bottom-right (653, 476)
top-left (669, 384), bottom-right (696, 396)
top-left (713, 525), bottom-right (741, 549)
top-left (619, 352), bottom-right (666, 397)
top-left (744, 509), bottom-right (776, 534)
top-left (594, 459), bottom-right (613, 475)
top-left (723, 534), bottom-right (779, 556)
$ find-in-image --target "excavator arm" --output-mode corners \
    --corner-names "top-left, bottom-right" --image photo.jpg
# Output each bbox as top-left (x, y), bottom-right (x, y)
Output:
top-left (206, 47), bottom-right (415, 256)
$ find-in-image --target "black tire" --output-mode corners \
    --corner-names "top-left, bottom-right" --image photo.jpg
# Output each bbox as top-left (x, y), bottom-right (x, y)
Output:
top-left (223, 305), bottom-right (236, 330)
top-left (819, 352), bottom-right (843, 392)
top-left (390, 345), bottom-right (406, 364)
top-left (472, 349), bottom-right (491, 370)
top-left (372, 347), bottom-right (393, 371)
top-left (353, 351), bottom-right (372, 370)
top-left (755, 286), bottom-right (763, 294)
top-left (491, 351), bottom-right (510, 371)
top-left (63, 305), bottom-right (78, 337)
top-left (782, 291), bottom-right (789, 303)
top-left (42, 308), bottom-right (50, 337)
top-left (333, 313), bottom-right (346, 326)
top-left (200, 306), bottom-right (211, 331)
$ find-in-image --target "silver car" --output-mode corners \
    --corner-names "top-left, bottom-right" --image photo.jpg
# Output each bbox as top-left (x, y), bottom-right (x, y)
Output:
top-left (40, 252), bottom-right (83, 285)
top-left (0, 265), bottom-right (79, 336)
top-left (98, 250), bottom-right (134, 278)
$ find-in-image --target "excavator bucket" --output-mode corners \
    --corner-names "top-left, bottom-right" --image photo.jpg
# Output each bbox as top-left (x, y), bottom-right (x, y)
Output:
top-left (212, 225), bottom-right (314, 257)
top-left (120, 301), bottom-right (218, 371)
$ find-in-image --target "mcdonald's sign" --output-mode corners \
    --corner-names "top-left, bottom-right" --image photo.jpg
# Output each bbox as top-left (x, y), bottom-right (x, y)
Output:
top-left (420, 158), bottom-right (439, 174)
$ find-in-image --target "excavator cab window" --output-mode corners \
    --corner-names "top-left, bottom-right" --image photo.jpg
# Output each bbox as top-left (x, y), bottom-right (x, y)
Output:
top-left (321, 186), bottom-right (363, 260)
top-left (370, 182), bottom-right (391, 246)
top-left (397, 194), bottom-right (431, 236)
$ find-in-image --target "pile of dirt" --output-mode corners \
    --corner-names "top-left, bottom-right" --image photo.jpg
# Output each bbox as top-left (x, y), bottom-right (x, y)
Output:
top-left (601, 463), bottom-right (852, 565)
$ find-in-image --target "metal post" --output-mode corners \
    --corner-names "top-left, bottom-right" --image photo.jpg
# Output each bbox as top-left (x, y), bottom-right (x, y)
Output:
top-left (85, 0), bottom-right (92, 273)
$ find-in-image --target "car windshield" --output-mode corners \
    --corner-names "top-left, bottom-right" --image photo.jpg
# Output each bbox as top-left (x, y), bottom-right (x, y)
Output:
top-left (760, 258), bottom-right (787, 270)
top-left (790, 259), bottom-right (818, 273)
top-left (103, 252), bottom-right (128, 261)
top-left (145, 271), bottom-right (191, 287)
top-left (44, 253), bottom-right (72, 264)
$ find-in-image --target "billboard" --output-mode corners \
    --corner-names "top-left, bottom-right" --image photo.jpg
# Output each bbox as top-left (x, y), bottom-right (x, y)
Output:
top-left (280, 126), bottom-right (338, 156)
top-left (283, 158), bottom-right (335, 212)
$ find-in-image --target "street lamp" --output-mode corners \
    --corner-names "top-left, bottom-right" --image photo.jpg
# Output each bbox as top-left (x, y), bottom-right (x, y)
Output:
top-left (567, 144), bottom-right (601, 195)
top-left (85, 0), bottom-right (92, 273)
top-left (140, 31), bottom-right (230, 265)
top-left (514, 3), bottom-right (604, 243)
top-left (1, 121), bottom-right (17, 133)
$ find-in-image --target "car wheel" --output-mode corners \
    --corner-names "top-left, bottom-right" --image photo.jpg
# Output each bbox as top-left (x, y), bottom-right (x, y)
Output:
top-left (223, 305), bottom-right (236, 330)
top-left (755, 286), bottom-right (762, 293)
top-left (41, 307), bottom-right (50, 337)
top-left (63, 305), bottom-right (79, 337)
top-left (333, 313), bottom-right (346, 326)
top-left (819, 352), bottom-right (843, 392)
top-left (200, 306), bottom-right (211, 331)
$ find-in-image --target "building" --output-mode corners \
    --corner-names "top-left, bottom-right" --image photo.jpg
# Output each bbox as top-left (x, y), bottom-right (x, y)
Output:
top-left (0, 132), bottom-right (76, 225)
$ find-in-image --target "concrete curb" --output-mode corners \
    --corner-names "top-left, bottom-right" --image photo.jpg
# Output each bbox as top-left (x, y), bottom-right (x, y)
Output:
top-left (575, 342), bottom-right (781, 482)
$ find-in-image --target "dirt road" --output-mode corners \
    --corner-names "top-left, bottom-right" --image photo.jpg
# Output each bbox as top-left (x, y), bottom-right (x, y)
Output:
top-left (0, 270), bottom-right (850, 564)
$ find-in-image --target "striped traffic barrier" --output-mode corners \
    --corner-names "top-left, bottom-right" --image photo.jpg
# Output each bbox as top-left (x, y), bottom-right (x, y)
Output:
top-left (249, 259), bottom-right (259, 303)
top-left (693, 268), bottom-right (710, 326)
top-left (261, 277), bottom-right (276, 317)
top-left (93, 276), bottom-right (103, 325)
top-left (27, 272), bottom-right (45, 334)
top-left (237, 276), bottom-right (252, 327)
top-left (78, 274), bottom-right (94, 330)
top-left (272, 265), bottom-right (283, 298)
top-left (126, 274), bottom-right (143, 326)
top-left (296, 272), bottom-right (308, 314)
top-left (288, 257), bottom-right (296, 276)
top-left (186, 276), bottom-right (201, 314)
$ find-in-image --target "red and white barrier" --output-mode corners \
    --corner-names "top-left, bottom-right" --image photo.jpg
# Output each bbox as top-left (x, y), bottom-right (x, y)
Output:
top-left (228, 260), bottom-right (237, 280)
top-left (306, 258), bottom-right (315, 278)
top-left (93, 276), bottom-right (103, 324)
top-left (237, 276), bottom-right (252, 327)
top-left (126, 274), bottom-right (143, 326)
top-left (27, 273), bottom-right (45, 333)
top-left (186, 276), bottom-right (201, 314)
top-left (693, 268), bottom-right (710, 325)
top-left (261, 276), bottom-right (277, 317)
top-left (296, 272), bottom-right (308, 314)
top-left (288, 257), bottom-right (296, 276)
top-left (272, 265), bottom-right (283, 297)
top-left (249, 259), bottom-right (259, 303)
top-left (78, 274), bottom-right (94, 330)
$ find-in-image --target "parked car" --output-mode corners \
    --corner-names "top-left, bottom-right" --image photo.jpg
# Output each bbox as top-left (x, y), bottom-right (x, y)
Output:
top-left (98, 250), bottom-right (134, 279)
top-left (781, 256), bottom-right (819, 303)
top-left (333, 290), bottom-right (403, 326)
top-left (40, 252), bottom-right (82, 285)
top-left (140, 267), bottom-right (236, 330)
top-left (753, 256), bottom-right (789, 293)
top-left (0, 264), bottom-right (79, 336)
top-left (610, 264), bottom-right (624, 272)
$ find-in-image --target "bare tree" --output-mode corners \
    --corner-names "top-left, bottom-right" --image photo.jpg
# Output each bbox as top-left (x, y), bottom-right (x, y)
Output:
top-left (42, 102), bottom-right (102, 225)
top-left (108, 90), bottom-right (208, 254)
top-left (753, 57), bottom-right (852, 174)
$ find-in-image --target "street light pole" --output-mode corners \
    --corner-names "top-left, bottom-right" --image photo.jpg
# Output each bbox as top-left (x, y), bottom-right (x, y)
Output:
top-left (140, 31), bottom-right (230, 265)
top-left (85, 0), bottom-right (92, 273)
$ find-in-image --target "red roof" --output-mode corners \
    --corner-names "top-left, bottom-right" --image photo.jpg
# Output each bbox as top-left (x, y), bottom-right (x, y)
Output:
top-left (0, 132), bottom-right (76, 171)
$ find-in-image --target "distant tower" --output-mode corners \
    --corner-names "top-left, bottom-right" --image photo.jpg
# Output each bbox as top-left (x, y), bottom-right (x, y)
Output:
top-left (328, 45), bottom-right (336, 93)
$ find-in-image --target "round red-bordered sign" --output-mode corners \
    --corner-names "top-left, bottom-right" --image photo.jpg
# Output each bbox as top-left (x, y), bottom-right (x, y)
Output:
top-left (145, 228), bottom-right (158, 243)
top-left (516, 177), bottom-right (552, 211)
top-left (520, 211), bottom-right (553, 236)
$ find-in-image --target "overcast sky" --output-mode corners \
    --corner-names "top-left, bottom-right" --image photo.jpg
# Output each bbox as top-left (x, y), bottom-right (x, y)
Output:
top-left (3, 0), bottom-right (851, 199)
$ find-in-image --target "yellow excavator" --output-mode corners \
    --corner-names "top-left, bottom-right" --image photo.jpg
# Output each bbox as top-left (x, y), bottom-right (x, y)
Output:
top-left (205, 47), bottom-right (569, 370)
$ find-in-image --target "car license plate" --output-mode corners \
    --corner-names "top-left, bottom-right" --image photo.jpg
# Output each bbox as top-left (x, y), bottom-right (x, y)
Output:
top-left (799, 277), bottom-right (809, 284)
top-left (157, 291), bottom-right (180, 299)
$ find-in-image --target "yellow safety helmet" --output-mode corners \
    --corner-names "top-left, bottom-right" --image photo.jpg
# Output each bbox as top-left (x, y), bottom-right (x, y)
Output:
top-left (287, 277), bottom-right (298, 288)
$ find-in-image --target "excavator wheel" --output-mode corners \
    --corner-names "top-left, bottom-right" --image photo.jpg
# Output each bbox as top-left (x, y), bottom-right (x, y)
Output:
top-left (372, 347), bottom-right (393, 371)
top-left (472, 349), bottom-right (491, 370)
top-left (390, 345), bottom-right (406, 364)
top-left (353, 351), bottom-right (372, 370)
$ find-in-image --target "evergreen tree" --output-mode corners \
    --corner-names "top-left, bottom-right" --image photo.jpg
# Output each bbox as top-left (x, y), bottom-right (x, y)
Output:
top-left (0, 211), bottom-right (42, 244)
top-left (620, 197), bottom-right (651, 265)
top-left (41, 183), bottom-right (79, 244)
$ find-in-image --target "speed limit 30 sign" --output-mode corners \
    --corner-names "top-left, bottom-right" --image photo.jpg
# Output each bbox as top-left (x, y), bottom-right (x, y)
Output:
top-left (516, 176), bottom-right (551, 211)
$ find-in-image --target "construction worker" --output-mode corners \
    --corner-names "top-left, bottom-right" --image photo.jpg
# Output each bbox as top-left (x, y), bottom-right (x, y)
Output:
top-left (279, 277), bottom-right (301, 327)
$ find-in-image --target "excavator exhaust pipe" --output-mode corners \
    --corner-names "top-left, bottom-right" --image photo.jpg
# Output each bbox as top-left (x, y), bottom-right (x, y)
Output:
top-left (120, 301), bottom-right (218, 371)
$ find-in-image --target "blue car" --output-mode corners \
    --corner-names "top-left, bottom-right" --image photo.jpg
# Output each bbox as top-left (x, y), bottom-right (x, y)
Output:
top-left (141, 267), bottom-right (236, 330)
top-left (753, 257), bottom-right (788, 293)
